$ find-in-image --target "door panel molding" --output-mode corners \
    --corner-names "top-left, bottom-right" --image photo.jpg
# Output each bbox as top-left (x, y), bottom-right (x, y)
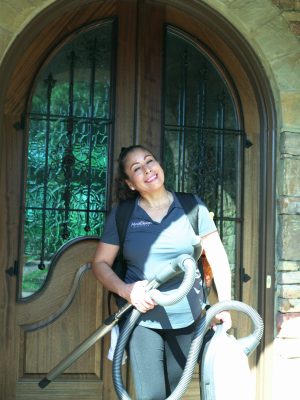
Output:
top-left (16, 238), bottom-right (104, 398)
top-left (18, 237), bottom-right (99, 330)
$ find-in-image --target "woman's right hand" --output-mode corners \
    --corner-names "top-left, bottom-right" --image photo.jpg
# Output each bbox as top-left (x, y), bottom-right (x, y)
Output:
top-left (125, 280), bottom-right (157, 313)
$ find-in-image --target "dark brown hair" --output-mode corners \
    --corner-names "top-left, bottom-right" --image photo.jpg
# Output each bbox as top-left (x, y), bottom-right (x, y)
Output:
top-left (115, 145), bottom-right (157, 201)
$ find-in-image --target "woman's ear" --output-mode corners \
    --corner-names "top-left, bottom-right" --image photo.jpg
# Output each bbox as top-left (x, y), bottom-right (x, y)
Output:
top-left (125, 179), bottom-right (135, 191)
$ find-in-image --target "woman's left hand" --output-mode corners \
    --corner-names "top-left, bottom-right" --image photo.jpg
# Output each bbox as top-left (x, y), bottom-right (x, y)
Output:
top-left (128, 280), bottom-right (157, 313)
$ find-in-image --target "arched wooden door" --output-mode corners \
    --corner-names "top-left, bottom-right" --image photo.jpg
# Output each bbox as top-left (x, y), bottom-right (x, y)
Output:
top-left (0, 1), bottom-right (271, 399)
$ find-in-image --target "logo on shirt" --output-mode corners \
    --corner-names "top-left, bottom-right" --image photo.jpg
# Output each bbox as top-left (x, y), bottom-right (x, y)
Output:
top-left (131, 220), bottom-right (152, 228)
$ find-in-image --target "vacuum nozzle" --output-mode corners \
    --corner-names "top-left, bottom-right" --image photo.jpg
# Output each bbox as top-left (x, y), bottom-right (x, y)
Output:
top-left (38, 377), bottom-right (51, 389)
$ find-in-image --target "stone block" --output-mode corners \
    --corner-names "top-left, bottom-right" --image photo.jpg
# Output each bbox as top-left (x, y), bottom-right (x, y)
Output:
top-left (221, 0), bottom-right (280, 33)
top-left (282, 11), bottom-right (300, 21)
top-left (290, 20), bottom-right (300, 34)
top-left (278, 215), bottom-right (300, 259)
top-left (271, 51), bottom-right (300, 92)
top-left (282, 11), bottom-right (300, 37)
top-left (0, 0), bottom-right (52, 32)
top-left (278, 297), bottom-right (300, 312)
top-left (278, 196), bottom-right (300, 214)
top-left (0, 26), bottom-right (13, 64)
top-left (274, 337), bottom-right (300, 358)
top-left (272, 350), bottom-right (300, 400)
top-left (281, 91), bottom-right (300, 130)
top-left (280, 131), bottom-right (300, 156)
top-left (278, 271), bottom-right (300, 284)
top-left (278, 283), bottom-right (300, 297)
top-left (254, 15), bottom-right (299, 63)
top-left (278, 157), bottom-right (300, 196)
top-left (273, 0), bottom-right (296, 10)
top-left (277, 312), bottom-right (300, 338)
top-left (278, 260), bottom-right (300, 271)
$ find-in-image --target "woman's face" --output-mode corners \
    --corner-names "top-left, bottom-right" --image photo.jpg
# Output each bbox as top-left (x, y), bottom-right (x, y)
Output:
top-left (124, 148), bottom-right (165, 194)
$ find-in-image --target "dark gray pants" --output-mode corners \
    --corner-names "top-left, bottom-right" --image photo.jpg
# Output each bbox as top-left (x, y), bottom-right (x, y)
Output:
top-left (128, 322), bottom-right (196, 400)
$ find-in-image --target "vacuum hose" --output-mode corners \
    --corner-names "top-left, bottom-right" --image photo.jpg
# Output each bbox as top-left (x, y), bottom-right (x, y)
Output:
top-left (112, 258), bottom-right (264, 400)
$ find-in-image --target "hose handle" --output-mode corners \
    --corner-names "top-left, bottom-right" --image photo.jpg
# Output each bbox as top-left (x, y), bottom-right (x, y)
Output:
top-left (205, 300), bottom-right (264, 356)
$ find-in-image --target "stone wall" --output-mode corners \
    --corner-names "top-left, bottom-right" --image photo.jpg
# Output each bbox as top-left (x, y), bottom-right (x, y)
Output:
top-left (275, 130), bottom-right (300, 398)
top-left (273, 0), bottom-right (300, 38)
top-left (0, 0), bottom-right (53, 64)
top-left (265, 3), bottom-right (300, 398)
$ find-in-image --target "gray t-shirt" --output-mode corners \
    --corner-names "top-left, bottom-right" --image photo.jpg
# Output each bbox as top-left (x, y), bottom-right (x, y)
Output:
top-left (101, 193), bottom-right (216, 329)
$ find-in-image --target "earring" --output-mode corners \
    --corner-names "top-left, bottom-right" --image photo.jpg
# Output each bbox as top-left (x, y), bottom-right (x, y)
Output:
top-left (130, 187), bottom-right (135, 191)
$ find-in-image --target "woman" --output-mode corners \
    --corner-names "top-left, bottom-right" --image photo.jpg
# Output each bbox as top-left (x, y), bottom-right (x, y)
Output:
top-left (92, 145), bottom-right (232, 400)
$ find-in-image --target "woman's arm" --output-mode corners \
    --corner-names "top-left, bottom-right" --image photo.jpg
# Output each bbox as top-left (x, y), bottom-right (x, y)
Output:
top-left (201, 231), bottom-right (231, 301)
top-left (92, 241), bottom-right (156, 312)
top-left (92, 241), bottom-right (126, 296)
top-left (201, 230), bottom-right (232, 327)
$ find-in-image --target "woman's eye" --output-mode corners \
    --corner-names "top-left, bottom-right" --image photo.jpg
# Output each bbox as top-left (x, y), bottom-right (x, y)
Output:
top-left (147, 159), bottom-right (154, 164)
top-left (134, 166), bottom-right (141, 172)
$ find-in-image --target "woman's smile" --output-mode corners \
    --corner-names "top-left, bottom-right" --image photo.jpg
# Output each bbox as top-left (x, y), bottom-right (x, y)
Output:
top-left (145, 174), bottom-right (158, 183)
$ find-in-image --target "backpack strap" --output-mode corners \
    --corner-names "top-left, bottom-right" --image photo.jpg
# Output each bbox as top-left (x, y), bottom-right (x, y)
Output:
top-left (175, 192), bottom-right (208, 303)
top-left (115, 198), bottom-right (136, 246)
top-left (175, 192), bottom-right (199, 235)
top-left (108, 198), bottom-right (136, 310)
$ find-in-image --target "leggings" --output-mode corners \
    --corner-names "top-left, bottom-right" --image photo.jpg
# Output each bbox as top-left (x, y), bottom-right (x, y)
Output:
top-left (127, 322), bottom-right (197, 400)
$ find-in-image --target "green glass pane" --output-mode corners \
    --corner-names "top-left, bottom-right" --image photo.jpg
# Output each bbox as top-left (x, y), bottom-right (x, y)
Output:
top-left (163, 26), bottom-right (244, 299)
top-left (21, 21), bottom-right (115, 298)
top-left (31, 23), bottom-right (112, 119)
top-left (164, 29), bottom-right (237, 129)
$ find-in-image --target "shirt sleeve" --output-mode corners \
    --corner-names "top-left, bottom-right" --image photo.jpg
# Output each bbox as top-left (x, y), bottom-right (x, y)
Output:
top-left (195, 196), bottom-right (217, 237)
top-left (100, 205), bottom-right (120, 245)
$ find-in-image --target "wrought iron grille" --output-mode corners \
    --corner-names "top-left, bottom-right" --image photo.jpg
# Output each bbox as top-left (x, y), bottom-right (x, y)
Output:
top-left (163, 26), bottom-right (245, 299)
top-left (20, 20), bottom-right (116, 297)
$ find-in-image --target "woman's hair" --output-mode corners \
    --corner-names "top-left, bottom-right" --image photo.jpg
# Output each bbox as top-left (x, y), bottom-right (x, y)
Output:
top-left (115, 145), bottom-right (157, 201)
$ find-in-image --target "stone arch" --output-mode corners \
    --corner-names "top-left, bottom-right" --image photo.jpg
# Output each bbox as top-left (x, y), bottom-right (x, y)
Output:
top-left (1, 1), bottom-right (299, 123)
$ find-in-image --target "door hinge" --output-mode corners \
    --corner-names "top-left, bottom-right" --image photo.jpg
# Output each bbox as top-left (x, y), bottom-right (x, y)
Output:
top-left (245, 138), bottom-right (253, 149)
top-left (6, 260), bottom-right (19, 277)
top-left (13, 113), bottom-right (26, 130)
top-left (242, 267), bottom-right (251, 283)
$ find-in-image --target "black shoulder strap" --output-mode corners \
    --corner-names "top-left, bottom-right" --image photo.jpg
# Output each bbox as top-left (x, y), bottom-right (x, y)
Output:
top-left (175, 192), bottom-right (207, 302)
top-left (175, 192), bottom-right (199, 235)
top-left (108, 198), bottom-right (136, 309)
top-left (115, 198), bottom-right (136, 246)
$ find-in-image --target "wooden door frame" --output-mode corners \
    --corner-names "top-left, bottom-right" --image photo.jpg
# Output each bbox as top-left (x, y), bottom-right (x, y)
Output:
top-left (0, 1), bottom-right (276, 399)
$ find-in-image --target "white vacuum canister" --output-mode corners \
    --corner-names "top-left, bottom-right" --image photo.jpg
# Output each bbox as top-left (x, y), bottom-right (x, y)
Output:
top-left (201, 324), bottom-right (255, 400)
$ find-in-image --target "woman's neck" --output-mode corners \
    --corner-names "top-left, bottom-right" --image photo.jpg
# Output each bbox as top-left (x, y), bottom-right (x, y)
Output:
top-left (138, 189), bottom-right (173, 223)
top-left (139, 188), bottom-right (171, 209)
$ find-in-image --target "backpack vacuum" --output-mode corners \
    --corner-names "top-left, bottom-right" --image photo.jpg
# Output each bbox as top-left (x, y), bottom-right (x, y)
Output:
top-left (113, 299), bottom-right (263, 400)
top-left (39, 250), bottom-right (263, 400)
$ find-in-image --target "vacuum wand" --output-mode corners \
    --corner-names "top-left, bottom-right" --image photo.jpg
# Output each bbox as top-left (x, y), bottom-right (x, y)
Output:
top-left (38, 248), bottom-right (199, 389)
top-left (39, 301), bottom-right (132, 388)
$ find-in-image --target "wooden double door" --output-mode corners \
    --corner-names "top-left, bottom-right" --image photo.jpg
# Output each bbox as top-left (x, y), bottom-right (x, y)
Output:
top-left (0, 1), bottom-right (263, 399)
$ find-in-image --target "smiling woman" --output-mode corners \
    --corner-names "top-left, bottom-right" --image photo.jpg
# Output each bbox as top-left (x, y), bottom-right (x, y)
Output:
top-left (125, 148), bottom-right (172, 222)
top-left (125, 148), bottom-right (165, 194)
top-left (92, 144), bottom-right (232, 400)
